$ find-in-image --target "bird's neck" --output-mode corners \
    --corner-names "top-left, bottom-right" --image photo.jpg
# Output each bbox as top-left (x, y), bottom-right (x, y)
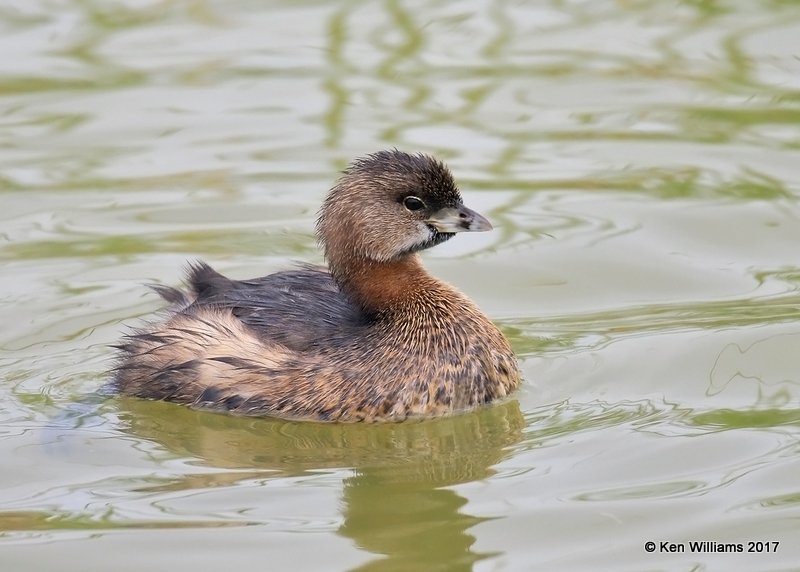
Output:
top-left (330, 254), bottom-right (437, 314)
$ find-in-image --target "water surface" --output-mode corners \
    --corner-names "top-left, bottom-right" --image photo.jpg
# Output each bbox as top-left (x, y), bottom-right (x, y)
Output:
top-left (2, 1), bottom-right (800, 570)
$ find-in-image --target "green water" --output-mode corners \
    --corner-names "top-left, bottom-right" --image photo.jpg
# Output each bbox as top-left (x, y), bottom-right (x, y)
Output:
top-left (2, 1), bottom-right (800, 570)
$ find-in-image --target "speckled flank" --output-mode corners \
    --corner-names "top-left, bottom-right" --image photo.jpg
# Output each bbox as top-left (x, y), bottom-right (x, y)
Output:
top-left (113, 150), bottom-right (521, 422)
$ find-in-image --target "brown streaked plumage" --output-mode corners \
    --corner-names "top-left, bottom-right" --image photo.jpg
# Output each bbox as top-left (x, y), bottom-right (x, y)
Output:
top-left (113, 150), bottom-right (520, 422)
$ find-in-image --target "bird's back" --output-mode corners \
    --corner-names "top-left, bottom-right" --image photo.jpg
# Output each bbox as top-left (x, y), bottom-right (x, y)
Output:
top-left (178, 262), bottom-right (367, 352)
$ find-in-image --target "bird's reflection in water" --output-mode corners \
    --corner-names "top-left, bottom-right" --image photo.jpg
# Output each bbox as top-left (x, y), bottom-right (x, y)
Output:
top-left (117, 398), bottom-right (524, 571)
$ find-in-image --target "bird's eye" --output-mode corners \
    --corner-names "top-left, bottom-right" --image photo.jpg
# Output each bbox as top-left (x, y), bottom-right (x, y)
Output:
top-left (403, 196), bottom-right (426, 211)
